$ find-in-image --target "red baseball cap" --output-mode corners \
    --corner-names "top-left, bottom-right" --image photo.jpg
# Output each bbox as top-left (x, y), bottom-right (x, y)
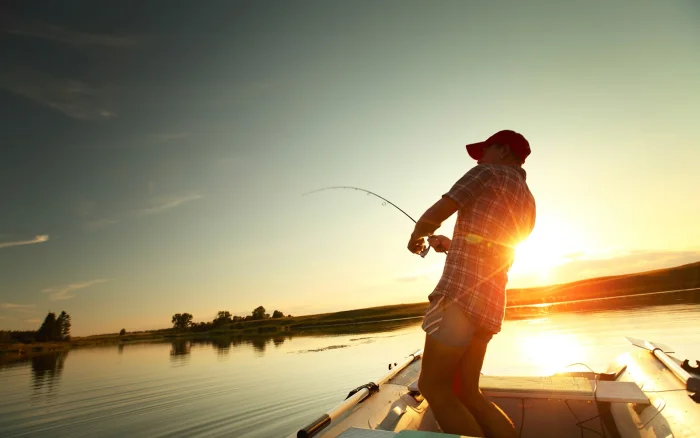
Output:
top-left (466, 130), bottom-right (531, 162)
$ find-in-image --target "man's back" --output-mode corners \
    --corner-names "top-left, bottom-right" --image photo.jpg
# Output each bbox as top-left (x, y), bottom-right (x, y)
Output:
top-left (429, 163), bottom-right (536, 334)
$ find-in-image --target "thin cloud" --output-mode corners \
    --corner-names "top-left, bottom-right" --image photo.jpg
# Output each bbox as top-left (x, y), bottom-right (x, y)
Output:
top-left (85, 191), bottom-right (203, 230)
top-left (0, 66), bottom-right (116, 120)
top-left (133, 191), bottom-right (203, 216)
top-left (396, 275), bottom-right (422, 283)
top-left (86, 218), bottom-right (120, 231)
top-left (5, 13), bottom-right (138, 48)
top-left (0, 303), bottom-right (36, 311)
top-left (0, 234), bottom-right (49, 249)
top-left (0, 303), bottom-right (36, 316)
top-left (395, 263), bottom-right (444, 283)
top-left (42, 279), bottom-right (108, 301)
top-left (26, 318), bottom-right (42, 325)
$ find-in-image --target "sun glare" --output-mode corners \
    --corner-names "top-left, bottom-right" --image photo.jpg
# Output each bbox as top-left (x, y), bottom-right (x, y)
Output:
top-left (518, 329), bottom-right (584, 375)
top-left (510, 217), bottom-right (591, 284)
top-left (402, 217), bottom-right (594, 288)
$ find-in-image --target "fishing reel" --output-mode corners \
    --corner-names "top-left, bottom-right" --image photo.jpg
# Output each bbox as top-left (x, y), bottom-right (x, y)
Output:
top-left (420, 238), bottom-right (450, 258)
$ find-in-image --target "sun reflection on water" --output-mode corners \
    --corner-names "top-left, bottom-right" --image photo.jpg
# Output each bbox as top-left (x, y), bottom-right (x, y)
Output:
top-left (516, 323), bottom-right (585, 376)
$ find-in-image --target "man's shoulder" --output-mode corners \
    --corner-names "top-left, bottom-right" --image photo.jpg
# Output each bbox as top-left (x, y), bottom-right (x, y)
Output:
top-left (478, 164), bottom-right (528, 186)
top-left (463, 164), bottom-right (497, 177)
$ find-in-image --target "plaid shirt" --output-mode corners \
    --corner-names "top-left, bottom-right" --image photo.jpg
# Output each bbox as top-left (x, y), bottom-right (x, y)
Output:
top-left (429, 164), bottom-right (536, 334)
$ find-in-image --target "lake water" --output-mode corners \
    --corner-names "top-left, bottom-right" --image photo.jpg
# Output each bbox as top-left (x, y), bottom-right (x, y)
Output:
top-left (2, 293), bottom-right (700, 437)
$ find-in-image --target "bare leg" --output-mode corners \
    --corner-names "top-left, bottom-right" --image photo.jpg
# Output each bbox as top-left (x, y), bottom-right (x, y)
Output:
top-left (418, 334), bottom-right (485, 436)
top-left (457, 336), bottom-right (517, 438)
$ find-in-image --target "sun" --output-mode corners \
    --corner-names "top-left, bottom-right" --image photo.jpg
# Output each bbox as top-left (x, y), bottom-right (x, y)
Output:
top-left (509, 216), bottom-right (590, 285)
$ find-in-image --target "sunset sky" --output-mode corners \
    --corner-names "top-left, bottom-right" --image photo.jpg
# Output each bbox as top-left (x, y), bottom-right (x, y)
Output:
top-left (1, 1), bottom-right (699, 336)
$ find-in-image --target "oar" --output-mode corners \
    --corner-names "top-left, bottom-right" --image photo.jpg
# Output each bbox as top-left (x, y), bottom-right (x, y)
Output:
top-left (625, 337), bottom-right (700, 394)
top-left (295, 349), bottom-right (423, 438)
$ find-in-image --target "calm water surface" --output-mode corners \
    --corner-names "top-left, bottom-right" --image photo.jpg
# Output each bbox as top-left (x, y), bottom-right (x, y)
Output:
top-left (2, 297), bottom-right (700, 437)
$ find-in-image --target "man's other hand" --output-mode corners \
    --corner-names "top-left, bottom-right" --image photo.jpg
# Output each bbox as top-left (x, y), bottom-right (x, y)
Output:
top-left (428, 235), bottom-right (451, 253)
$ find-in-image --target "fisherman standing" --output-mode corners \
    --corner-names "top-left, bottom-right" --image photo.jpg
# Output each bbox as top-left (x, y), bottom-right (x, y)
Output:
top-left (407, 130), bottom-right (536, 437)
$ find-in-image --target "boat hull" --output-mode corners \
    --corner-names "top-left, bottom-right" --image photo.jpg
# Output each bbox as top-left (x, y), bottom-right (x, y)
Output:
top-left (292, 346), bottom-right (700, 438)
top-left (608, 349), bottom-right (699, 437)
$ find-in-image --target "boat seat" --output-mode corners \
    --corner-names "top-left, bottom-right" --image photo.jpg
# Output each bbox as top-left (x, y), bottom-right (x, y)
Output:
top-left (407, 376), bottom-right (649, 405)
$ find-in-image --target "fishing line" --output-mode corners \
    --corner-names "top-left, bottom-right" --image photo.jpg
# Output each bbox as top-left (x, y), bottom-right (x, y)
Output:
top-left (302, 186), bottom-right (435, 257)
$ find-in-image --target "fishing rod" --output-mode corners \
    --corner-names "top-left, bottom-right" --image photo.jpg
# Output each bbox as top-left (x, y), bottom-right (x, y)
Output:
top-left (302, 186), bottom-right (435, 258)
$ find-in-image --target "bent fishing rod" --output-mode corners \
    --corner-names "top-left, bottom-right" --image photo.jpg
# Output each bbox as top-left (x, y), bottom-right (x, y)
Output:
top-left (302, 186), bottom-right (444, 258)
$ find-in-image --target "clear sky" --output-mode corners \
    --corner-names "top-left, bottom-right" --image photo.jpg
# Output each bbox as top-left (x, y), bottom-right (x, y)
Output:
top-left (1, 1), bottom-right (699, 336)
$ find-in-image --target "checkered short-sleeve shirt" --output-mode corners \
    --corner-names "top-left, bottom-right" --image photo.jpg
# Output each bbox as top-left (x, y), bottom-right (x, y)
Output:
top-left (429, 164), bottom-right (536, 334)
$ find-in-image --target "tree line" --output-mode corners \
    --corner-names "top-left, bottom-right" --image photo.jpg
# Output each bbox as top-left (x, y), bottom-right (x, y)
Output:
top-left (0, 311), bottom-right (72, 343)
top-left (171, 306), bottom-right (290, 331)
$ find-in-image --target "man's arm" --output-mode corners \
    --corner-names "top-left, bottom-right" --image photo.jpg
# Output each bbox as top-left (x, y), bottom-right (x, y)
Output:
top-left (407, 166), bottom-right (494, 255)
top-left (410, 196), bottom-right (458, 239)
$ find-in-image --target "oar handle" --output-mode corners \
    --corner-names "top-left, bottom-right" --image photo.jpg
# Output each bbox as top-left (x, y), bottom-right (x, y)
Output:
top-left (625, 337), bottom-right (700, 393)
top-left (297, 415), bottom-right (330, 438)
top-left (653, 349), bottom-right (700, 392)
top-left (295, 349), bottom-right (423, 437)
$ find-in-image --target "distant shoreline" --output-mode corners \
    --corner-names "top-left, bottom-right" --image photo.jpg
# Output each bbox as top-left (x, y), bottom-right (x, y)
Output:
top-left (507, 286), bottom-right (700, 308)
top-left (2, 261), bottom-right (698, 365)
top-left (3, 287), bottom-right (698, 366)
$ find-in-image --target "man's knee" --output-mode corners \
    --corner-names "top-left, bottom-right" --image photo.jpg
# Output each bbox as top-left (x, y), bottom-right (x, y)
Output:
top-left (457, 387), bottom-right (486, 411)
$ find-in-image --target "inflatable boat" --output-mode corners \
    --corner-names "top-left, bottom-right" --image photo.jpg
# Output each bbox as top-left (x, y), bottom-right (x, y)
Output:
top-left (289, 337), bottom-right (700, 437)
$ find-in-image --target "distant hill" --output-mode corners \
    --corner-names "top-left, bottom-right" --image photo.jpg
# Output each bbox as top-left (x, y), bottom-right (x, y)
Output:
top-left (255, 260), bottom-right (700, 327)
top-left (506, 261), bottom-right (700, 306)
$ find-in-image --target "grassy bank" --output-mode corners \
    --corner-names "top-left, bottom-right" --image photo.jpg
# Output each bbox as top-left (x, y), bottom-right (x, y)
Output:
top-left (73, 303), bottom-right (431, 345)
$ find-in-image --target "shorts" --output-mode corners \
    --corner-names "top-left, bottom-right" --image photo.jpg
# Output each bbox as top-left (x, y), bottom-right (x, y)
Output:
top-left (421, 296), bottom-right (494, 347)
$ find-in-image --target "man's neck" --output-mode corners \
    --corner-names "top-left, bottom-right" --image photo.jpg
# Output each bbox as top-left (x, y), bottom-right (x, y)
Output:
top-left (485, 162), bottom-right (526, 179)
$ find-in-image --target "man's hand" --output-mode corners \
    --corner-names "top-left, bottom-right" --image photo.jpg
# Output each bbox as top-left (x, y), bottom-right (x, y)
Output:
top-left (407, 233), bottom-right (427, 255)
top-left (408, 196), bottom-right (457, 256)
top-left (427, 235), bottom-right (451, 253)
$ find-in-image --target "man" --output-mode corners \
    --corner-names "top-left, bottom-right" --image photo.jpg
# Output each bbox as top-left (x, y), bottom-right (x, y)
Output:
top-left (407, 130), bottom-right (536, 437)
